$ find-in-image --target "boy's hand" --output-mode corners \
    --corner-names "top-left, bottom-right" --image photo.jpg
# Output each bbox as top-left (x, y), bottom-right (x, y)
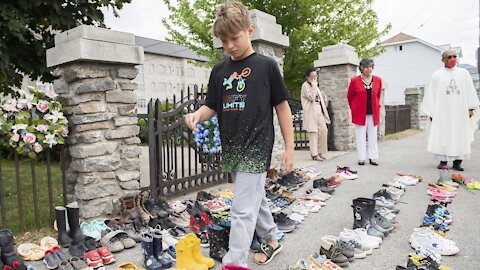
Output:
top-left (282, 149), bottom-right (294, 173)
top-left (184, 112), bottom-right (200, 132)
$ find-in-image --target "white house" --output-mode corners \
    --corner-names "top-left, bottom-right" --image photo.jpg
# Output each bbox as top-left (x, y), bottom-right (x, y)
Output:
top-left (374, 33), bottom-right (463, 105)
top-left (134, 36), bottom-right (211, 113)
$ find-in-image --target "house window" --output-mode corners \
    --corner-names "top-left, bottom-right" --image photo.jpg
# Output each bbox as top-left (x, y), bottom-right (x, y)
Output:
top-left (138, 99), bottom-right (146, 108)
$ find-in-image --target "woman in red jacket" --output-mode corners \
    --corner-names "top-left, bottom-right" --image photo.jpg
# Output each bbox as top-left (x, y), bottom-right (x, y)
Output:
top-left (347, 58), bottom-right (382, 166)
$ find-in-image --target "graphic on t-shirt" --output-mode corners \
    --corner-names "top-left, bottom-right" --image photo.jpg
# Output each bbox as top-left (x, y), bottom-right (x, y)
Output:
top-left (223, 68), bottom-right (251, 92)
top-left (445, 79), bottom-right (460, 95)
top-left (223, 95), bottom-right (246, 111)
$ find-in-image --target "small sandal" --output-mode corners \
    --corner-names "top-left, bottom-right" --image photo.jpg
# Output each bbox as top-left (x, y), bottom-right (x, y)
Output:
top-left (40, 237), bottom-right (58, 251)
top-left (254, 243), bottom-right (283, 265)
top-left (17, 243), bottom-right (44, 261)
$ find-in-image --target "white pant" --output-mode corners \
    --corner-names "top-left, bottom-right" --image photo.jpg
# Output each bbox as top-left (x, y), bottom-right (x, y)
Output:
top-left (354, 115), bottom-right (378, 161)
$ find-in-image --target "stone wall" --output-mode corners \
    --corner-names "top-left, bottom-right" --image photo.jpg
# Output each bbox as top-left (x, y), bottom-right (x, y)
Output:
top-left (405, 87), bottom-right (422, 129)
top-left (315, 45), bottom-right (359, 151)
top-left (47, 25), bottom-right (144, 218)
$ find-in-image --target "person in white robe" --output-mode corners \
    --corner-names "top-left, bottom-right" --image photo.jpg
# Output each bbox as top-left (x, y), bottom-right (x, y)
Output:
top-left (421, 49), bottom-right (480, 171)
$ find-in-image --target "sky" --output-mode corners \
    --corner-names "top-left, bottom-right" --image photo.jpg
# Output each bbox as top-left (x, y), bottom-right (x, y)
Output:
top-left (103, 0), bottom-right (479, 66)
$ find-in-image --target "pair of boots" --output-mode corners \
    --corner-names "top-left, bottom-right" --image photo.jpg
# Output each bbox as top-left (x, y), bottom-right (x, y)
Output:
top-left (352, 198), bottom-right (390, 239)
top-left (56, 204), bottom-right (84, 248)
top-left (438, 160), bottom-right (464, 171)
top-left (176, 233), bottom-right (215, 270)
top-left (208, 225), bottom-right (230, 261)
top-left (0, 229), bottom-right (27, 270)
top-left (141, 231), bottom-right (172, 270)
top-left (120, 192), bottom-right (152, 227)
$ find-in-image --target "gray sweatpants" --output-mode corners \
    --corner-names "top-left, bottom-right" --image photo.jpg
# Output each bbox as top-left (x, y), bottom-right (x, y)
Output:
top-left (222, 172), bottom-right (277, 267)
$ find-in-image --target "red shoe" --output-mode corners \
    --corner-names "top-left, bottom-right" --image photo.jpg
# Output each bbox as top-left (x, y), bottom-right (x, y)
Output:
top-left (189, 215), bottom-right (201, 234)
top-left (84, 250), bottom-right (103, 268)
top-left (200, 212), bottom-right (214, 226)
top-left (96, 246), bottom-right (115, 264)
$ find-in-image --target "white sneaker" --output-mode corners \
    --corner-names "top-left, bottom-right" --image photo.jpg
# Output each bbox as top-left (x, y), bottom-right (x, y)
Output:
top-left (160, 229), bottom-right (178, 250)
top-left (302, 200), bottom-right (321, 213)
top-left (386, 181), bottom-right (406, 190)
top-left (409, 228), bottom-right (458, 256)
top-left (350, 228), bottom-right (382, 244)
top-left (292, 204), bottom-right (310, 216)
top-left (288, 212), bottom-right (305, 223)
top-left (168, 200), bottom-right (187, 213)
top-left (393, 175), bottom-right (418, 186)
top-left (415, 246), bottom-right (442, 263)
top-left (339, 230), bottom-right (376, 254)
top-left (335, 170), bottom-right (358, 180)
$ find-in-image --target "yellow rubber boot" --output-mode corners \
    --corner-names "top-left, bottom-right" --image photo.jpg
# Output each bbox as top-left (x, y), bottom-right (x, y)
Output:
top-left (186, 233), bottom-right (215, 268)
top-left (176, 238), bottom-right (208, 270)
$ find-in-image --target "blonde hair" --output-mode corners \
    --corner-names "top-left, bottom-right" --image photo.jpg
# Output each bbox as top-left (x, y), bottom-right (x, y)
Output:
top-left (212, 1), bottom-right (252, 38)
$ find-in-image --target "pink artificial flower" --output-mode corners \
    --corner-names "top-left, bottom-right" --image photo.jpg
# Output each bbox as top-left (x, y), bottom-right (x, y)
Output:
top-left (44, 90), bottom-right (58, 99)
top-left (33, 143), bottom-right (43, 153)
top-left (36, 101), bottom-right (49, 113)
top-left (10, 133), bottom-right (20, 142)
top-left (23, 133), bottom-right (36, 144)
top-left (35, 124), bottom-right (49, 133)
top-left (16, 99), bottom-right (28, 109)
top-left (2, 99), bottom-right (18, 112)
top-left (61, 127), bottom-right (69, 137)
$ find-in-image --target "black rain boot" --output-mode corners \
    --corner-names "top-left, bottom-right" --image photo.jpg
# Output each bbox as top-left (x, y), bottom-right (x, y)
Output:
top-left (141, 233), bottom-right (163, 270)
top-left (67, 204), bottom-right (84, 241)
top-left (151, 230), bottom-right (173, 269)
top-left (0, 229), bottom-right (26, 270)
top-left (437, 161), bottom-right (447, 169)
top-left (207, 225), bottom-right (228, 261)
top-left (352, 198), bottom-right (370, 229)
top-left (354, 198), bottom-right (387, 238)
top-left (452, 160), bottom-right (464, 171)
top-left (55, 206), bottom-right (73, 247)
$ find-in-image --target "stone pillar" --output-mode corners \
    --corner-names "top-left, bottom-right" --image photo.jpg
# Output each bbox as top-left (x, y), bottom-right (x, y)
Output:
top-left (405, 87), bottom-right (422, 129)
top-left (314, 44), bottom-right (359, 151)
top-left (214, 9), bottom-right (289, 169)
top-left (46, 25), bottom-right (144, 218)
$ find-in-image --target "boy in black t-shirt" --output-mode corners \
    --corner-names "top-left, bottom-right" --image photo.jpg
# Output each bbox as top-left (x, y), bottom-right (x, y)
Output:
top-left (184, 1), bottom-right (294, 267)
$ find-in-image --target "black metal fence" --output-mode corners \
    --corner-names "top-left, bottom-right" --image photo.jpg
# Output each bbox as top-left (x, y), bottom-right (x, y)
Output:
top-left (289, 98), bottom-right (335, 151)
top-left (144, 86), bottom-right (228, 198)
top-left (0, 148), bottom-right (67, 233)
top-left (385, 105), bottom-right (411, 135)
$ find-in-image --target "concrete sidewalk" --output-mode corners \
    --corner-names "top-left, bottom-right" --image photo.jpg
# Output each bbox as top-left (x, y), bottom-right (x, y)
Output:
top-left (244, 130), bottom-right (480, 270)
top-left (31, 130), bottom-right (479, 270)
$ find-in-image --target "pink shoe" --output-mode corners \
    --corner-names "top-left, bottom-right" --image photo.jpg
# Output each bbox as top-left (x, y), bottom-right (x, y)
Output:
top-left (222, 265), bottom-right (251, 270)
top-left (430, 195), bottom-right (453, 203)
top-left (427, 188), bottom-right (456, 198)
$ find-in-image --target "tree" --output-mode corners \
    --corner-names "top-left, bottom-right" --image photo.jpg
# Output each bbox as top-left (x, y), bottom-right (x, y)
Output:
top-left (163, 0), bottom-right (390, 98)
top-left (0, 0), bottom-right (132, 95)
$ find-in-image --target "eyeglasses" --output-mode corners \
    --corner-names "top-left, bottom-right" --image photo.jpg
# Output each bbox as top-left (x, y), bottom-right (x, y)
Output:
top-left (445, 55), bottom-right (457, 59)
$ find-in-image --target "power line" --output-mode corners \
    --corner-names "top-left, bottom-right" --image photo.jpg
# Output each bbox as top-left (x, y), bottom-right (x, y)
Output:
top-left (399, 0), bottom-right (437, 32)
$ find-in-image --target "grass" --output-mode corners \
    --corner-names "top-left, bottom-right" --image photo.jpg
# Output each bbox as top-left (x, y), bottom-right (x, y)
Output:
top-left (0, 158), bottom-right (64, 235)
